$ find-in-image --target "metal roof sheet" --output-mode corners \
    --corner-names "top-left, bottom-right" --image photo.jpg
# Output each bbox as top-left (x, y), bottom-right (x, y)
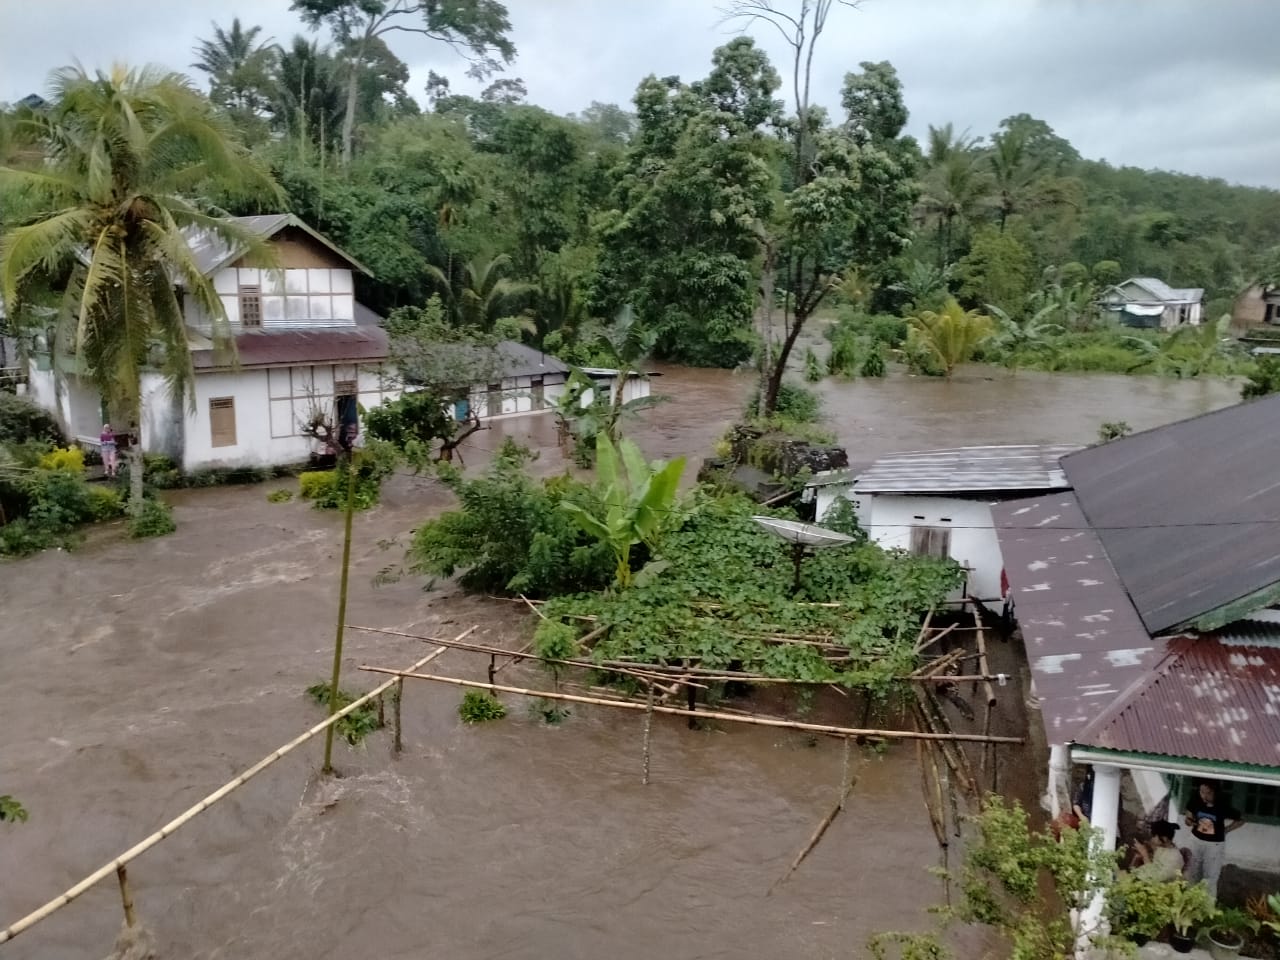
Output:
top-left (1060, 392), bottom-right (1280, 634)
top-left (1075, 636), bottom-right (1280, 768)
top-left (191, 328), bottom-right (390, 370)
top-left (852, 444), bottom-right (1079, 494)
top-left (1105, 278), bottom-right (1203, 305)
top-left (184, 214), bottom-right (371, 277)
top-left (992, 492), bottom-right (1162, 743)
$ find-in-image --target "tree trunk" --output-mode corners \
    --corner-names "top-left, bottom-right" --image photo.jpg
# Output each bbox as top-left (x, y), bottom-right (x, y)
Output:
top-left (129, 445), bottom-right (144, 517)
top-left (757, 238), bottom-right (776, 420)
top-left (339, 39), bottom-right (363, 167)
top-left (763, 306), bottom-right (810, 415)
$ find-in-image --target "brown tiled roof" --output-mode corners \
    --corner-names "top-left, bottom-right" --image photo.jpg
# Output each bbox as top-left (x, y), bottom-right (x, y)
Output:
top-left (192, 328), bottom-right (389, 370)
top-left (1075, 636), bottom-right (1280, 768)
top-left (992, 491), bottom-right (1162, 743)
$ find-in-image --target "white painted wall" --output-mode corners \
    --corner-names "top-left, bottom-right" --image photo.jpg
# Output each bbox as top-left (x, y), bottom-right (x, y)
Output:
top-left (193, 266), bottom-right (356, 330)
top-left (813, 484), bottom-right (870, 528)
top-left (462, 372), bottom-right (571, 421)
top-left (864, 494), bottom-right (1005, 603)
top-left (181, 362), bottom-right (396, 470)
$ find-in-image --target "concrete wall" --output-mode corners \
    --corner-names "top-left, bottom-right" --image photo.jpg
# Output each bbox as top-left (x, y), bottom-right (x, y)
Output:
top-left (865, 494), bottom-right (1005, 602)
top-left (181, 362), bottom-right (396, 470)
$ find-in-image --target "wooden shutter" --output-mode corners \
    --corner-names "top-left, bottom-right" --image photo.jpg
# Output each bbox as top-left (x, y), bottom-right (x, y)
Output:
top-left (910, 525), bottom-right (951, 558)
top-left (239, 285), bottom-right (262, 327)
top-left (210, 397), bottom-right (237, 447)
top-left (486, 383), bottom-right (503, 417)
top-left (531, 376), bottom-right (545, 409)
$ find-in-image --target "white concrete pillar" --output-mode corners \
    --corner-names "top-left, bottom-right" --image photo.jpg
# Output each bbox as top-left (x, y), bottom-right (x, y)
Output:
top-left (1046, 744), bottom-right (1070, 817)
top-left (1076, 764), bottom-right (1122, 957)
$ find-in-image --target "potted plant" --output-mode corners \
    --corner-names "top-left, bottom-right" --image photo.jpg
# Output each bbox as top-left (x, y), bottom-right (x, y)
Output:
top-left (1205, 906), bottom-right (1259, 960)
top-left (1168, 880), bottom-right (1216, 954)
top-left (1109, 873), bottom-right (1176, 945)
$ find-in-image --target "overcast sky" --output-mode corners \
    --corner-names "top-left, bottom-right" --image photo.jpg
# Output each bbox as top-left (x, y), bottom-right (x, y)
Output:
top-left (2, 0), bottom-right (1278, 188)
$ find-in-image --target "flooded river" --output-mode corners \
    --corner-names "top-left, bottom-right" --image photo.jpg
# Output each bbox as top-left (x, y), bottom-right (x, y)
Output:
top-left (0, 366), bottom-right (1237, 959)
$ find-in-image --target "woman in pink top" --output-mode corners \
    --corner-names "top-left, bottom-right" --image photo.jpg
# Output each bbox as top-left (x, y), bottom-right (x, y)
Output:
top-left (100, 424), bottom-right (117, 478)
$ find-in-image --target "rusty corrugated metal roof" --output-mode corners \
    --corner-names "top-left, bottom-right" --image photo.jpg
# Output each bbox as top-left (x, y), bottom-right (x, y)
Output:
top-left (1061, 391), bottom-right (1280, 634)
top-left (191, 328), bottom-right (389, 370)
top-left (992, 492), bottom-right (1162, 743)
top-left (852, 444), bottom-right (1079, 494)
top-left (1075, 636), bottom-right (1280, 768)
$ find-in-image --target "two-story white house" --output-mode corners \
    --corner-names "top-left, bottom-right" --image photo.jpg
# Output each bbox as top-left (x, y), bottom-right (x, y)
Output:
top-left (26, 214), bottom-right (398, 471)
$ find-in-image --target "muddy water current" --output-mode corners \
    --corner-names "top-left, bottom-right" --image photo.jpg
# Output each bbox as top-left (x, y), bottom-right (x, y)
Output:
top-left (0, 366), bottom-right (1237, 959)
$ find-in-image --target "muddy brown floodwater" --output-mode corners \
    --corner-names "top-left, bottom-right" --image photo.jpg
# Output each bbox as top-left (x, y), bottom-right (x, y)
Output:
top-left (0, 366), bottom-right (1237, 960)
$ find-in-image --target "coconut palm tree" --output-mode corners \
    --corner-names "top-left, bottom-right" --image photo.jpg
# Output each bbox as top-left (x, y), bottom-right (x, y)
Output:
top-left (907, 298), bottom-right (993, 378)
top-left (920, 130), bottom-right (992, 265)
top-left (426, 253), bottom-right (535, 334)
top-left (192, 19), bottom-right (278, 117)
top-left (0, 65), bottom-right (281, 513)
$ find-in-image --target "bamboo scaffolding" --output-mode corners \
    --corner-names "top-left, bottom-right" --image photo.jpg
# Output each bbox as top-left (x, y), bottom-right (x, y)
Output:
top-left (0, 630), bottom-right (472, 946)
top-left (357, 666), bottom-right (1024, 744)
top-left (915, 621), bottom-right (959, 654)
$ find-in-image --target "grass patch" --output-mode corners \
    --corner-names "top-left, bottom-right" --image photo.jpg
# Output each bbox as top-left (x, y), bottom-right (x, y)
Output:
top-left (305, 682), bottom-right (383, 745)
top-left (458, 691), bottom-right (507, 724)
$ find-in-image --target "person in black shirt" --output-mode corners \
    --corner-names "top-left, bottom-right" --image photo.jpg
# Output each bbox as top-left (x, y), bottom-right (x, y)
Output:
top-left (1183, 780), bottom-right (1243, 900)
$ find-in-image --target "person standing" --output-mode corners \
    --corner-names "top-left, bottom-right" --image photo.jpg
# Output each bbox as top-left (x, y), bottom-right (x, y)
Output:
top-left (1184, 780), bottom-right (1243, 900)
top-left (99, 423), bottom-right (118, 478)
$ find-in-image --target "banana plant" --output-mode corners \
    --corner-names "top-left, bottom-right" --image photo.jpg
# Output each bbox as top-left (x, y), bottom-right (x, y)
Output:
top-left (561, 434), bottom-right (685, 588)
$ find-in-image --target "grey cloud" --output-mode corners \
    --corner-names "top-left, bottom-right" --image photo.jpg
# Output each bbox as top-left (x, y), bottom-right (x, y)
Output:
top-left (2, 0), bottom-right (1277, 187)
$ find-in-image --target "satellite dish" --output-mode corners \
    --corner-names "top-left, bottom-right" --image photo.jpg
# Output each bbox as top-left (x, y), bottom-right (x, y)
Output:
top-left (751, 516), bottom-right (856, 548)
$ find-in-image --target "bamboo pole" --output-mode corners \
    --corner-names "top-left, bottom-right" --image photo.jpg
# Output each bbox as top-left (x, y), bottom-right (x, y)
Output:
top-left (357, 667), bottom-right (1024, 744)
top-left (322, 457), bottom-right (359, 775)
top-left (392, 678), bottom-right (404, 755)
top-left (115, 866), bottom-right (135, 928)
top-left (770, 746), bottom-right (860, 892)
top-left (972, 608), bottom-right (997, 708)
top-left (0, 633), bottom-right (469, 946)
top-left (641, 683), bottom-right (655, 785)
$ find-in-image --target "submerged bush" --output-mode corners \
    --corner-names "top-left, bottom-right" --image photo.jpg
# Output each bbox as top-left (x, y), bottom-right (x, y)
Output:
top-left (304, 440), bottom-right (398, 511)
top-left (743, 382), bottom-right (823, 423)
top-left (458, 691), bottom-right (507, 724)
top-left (129, 497), bottom-right (176, 539)
top-left (410, 440), bottom-right (613, 597)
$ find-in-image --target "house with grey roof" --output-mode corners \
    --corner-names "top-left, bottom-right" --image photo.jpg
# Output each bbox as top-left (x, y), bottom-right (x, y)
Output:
top-left (993, 395), bottom-right (1280, 922)
top-left (804, 444), bottom-right (1079, 609)
top-left (1099, 276), bottom-right (1204, 330)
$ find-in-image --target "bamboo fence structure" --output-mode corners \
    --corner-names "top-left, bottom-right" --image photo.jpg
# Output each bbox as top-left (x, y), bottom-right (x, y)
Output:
top-left (0, 629), bottom-right (474, 946)
top-left (357, 666), bottom-right (1023, 745)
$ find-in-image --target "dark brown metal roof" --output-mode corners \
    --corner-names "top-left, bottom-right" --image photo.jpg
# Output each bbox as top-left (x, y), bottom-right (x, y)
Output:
top-left (992, 492), bottom-right (1162, 743)
top-left (192, 327), bottom-right (389, 370)
top-left (1075, 635), bottom-right (1280, 768)
top-left (1061, 392), bottom-right (1280, 634)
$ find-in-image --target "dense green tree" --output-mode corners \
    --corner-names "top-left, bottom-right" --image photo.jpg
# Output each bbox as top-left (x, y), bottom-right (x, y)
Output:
top-left (0, 66), bottom-right (280, 511)
top-left (572, 101), bottom-right (636, 145)
top-left (955, 228), bottom-right (1035, 313)
top-left (293, 0), bottom-right (515, 165)
top-left (270, 36), bottom-right (345, 157)
top-left (593, 38), bottom-right (781, 367)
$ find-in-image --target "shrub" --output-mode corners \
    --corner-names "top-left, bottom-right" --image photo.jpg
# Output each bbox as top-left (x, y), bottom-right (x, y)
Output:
top-left (305, 682), bottom-right (382, 745)
top-left (458, 691), bottom-right (507, 724)
top-left (38, 447), bottom-right (85, 473)
top-left (299, 470), bottom-right (336, 500)
top-left (744, 382), bottom-right (822, 424)
top-left (860, 344), bottom-right (887, 377)
top-left (129, 497), bottom-right (176, 539)
top-left (87, 485), bottom-right (125, 520)
top-left (533, 620), bottom-right (579, 661)
top-left (803, 347), bottom-right (824, 382)
top-left (1242, 355), bottom-right (1280, 399)
top-left (409, 440), bottom-right (614, 597)
top-left (307, 440), bottom-right (398, 511)
top-left (0, 518), bottom-right (54, 557)
top-left (0, 393), bottom-right (63, 447)
top-left (1097, 421), bottom-right (1132, 442)
top-left (267, 488), bottom-right (294, 503)
top-left (827, 330), bottom-right (860, 378)
top-left (26, 469), bottom-right (99, 532)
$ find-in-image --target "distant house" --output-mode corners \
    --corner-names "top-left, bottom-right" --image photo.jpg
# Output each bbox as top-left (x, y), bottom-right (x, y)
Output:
top-left (1099, 276), bottom-right (1204, 329)
top-left (1232, 283), bottom-right (1280, 331)
top-left (993, 395), bottom-right (1280, 903)
top-left (806, 444), bottom-right (1077, 609)
top-left (27, 213), bottom-right (399, 470)
top-left (440, 344), bottom-right (652, 423)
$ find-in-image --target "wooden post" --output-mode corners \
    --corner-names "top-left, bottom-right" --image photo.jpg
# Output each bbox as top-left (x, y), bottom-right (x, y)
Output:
top-left (684, 660), bottom-right (696, 729)
top-left (376, 692), bottom-right (385, 729)
top-left (642, 683), bottom-right (655, 785)
top-left (392, 678), bottom-right (403, 755)
top-left (115, 865), bottom-right (135, 928)
top-left (322, 456), bottom-right (358, 775)
top-left (488, 653), bottom-right (496, 689)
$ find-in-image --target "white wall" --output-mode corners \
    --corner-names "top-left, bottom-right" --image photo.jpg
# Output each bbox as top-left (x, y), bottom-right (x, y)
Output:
top-left (463, 372), bottom-right (569, 421)
top-left (866, 494), bottom-right (1005, 603)
top-left (196, 267), bottom-right (356, 330)
top-left (182, 362), bottom-right (396, 470)
top-left (814, 485), bottom-right (870, 528)
top-left (25, 365), bottom-right (60, 426)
